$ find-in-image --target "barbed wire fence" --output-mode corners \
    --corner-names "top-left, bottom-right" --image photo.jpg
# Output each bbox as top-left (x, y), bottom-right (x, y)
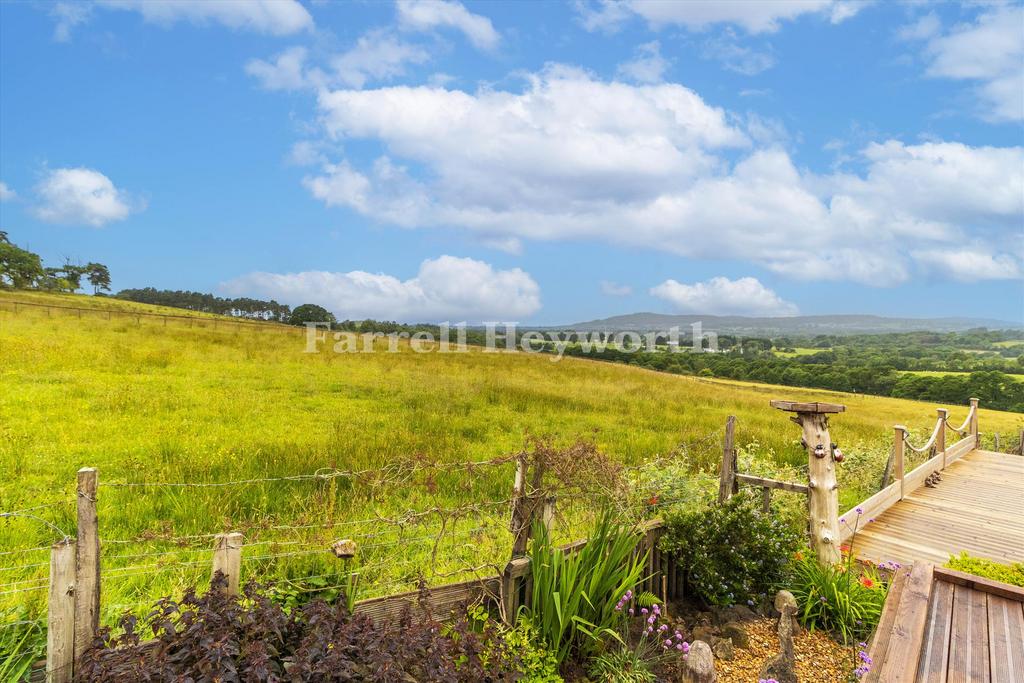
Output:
top-left (0, 425), bottom-right (730, 681)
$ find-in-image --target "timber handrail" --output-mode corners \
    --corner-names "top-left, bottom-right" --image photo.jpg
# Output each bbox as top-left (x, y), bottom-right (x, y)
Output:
top-left (839, 398), bottom-right (981, 542)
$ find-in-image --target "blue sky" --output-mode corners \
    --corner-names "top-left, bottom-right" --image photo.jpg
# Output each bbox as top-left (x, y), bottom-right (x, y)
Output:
top-left (1, 0), bottom-right (1022, 325)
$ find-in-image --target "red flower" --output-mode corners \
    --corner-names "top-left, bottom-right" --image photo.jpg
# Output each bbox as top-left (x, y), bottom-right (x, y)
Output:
top-left (648, 495), bottom-right (659, 506)
top-left (859, 576), bottom-right (875, 589)
top-left (840, 544), bottom-right (851, 555)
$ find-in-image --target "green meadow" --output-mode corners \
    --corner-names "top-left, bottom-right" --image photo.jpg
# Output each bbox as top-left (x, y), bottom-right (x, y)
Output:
top-left (1, 291), bottom-right (1020, 634)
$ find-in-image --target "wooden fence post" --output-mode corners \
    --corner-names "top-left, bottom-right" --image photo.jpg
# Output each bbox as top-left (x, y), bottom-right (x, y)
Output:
top-left (509, 454), bottom-right (530, 557)
top-left (48, 539), bottom-right (76, 683)
top-left (936, 409), bottom-right (948, 468)
top-left (770, 401), bottom-right (845, 565)
top-left (1019, 428), bottom-right (1024, 456)
top-left (718, 415), bottom-right (737, 504)
top-left (541, 496), bottom-right (556, 534)
top-left (212, 533), bottom-right (243, 596)
top-left (761, 487), bottom-right (772, 513)
top-left (969, 398), bottom-right (979, 446)
top-left (995, 433), bottom-right (1001, 451)
top-left (894, 426), bottom-right (906, 500)
top-left (74, 468), bottom-right (100, 665)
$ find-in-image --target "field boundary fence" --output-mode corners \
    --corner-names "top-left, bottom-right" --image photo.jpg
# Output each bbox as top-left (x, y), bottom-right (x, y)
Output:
top-left (4, 424), bottom-right (732, 682)
top-left (0, 296), bottom-right (299, 334)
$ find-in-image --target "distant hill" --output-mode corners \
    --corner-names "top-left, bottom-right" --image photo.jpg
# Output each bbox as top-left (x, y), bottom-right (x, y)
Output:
top-left (556, 313), bottom-right (1024, 336)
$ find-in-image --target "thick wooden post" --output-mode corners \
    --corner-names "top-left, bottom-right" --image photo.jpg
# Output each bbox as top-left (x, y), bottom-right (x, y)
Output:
top-left (771, 401), bottom-right (845, 565)
top-left (936, 409), bottom-right (948, 468)
top-left (48, 540), bottom-right (76, 683)
top-left (995, 433), bottom-right (1001, 451)
top-left (541, 496), bottom-right (556, 534)
top-left (1019, 428), bottom-right (1024, 456)
top-left (509, 454), bottom-right (530, 557)
top-left (74, 468), bottom-right (100, 665)
top-left (718, 415), bottom-right (737, 503)
top-left (212, 533), bottom-right (243, 596)
top-left (894, 426), bottom-right (907, 500)
top-left (761, 487), bottom-right (772, 513)
top-left (969, 398), bottom-right (980, 446)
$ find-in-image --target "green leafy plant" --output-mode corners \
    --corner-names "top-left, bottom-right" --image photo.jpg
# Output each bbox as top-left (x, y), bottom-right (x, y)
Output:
top-left (789, 511), bottom-right (891, 646)
top-left (525, 508), bottom-right (648, 664)
top-left (945, 552), bottom-right (1024, 587)
top-left (499, 617), bottom-right (563, 682)
top-left (789, 549), bottom-right (888, 645)
top-left (0, 613), bottom-right (44, 683)
top-left (588, 592), bottom-right (689, 683)
top-left (661, 491), bottom-right (800, 606)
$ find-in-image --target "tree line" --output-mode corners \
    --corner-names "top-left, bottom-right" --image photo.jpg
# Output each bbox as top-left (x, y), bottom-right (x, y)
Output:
top-left (0, 231), bottom-right (111, 293)
top-left (117, 288), bottom-right (291, 321)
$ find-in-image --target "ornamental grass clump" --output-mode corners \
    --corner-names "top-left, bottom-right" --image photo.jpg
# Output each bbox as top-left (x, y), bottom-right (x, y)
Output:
top-left (525, 509), bottom-right (648, 665)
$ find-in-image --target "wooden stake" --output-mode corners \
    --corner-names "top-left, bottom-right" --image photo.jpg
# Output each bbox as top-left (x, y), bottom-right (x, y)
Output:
top-left (48, 539), bottom-right (76, 683)
top-left (509, 454), bottom-right (530, 557)
top-left (936, 408), bottom-right (948, 469)
top-left (894, 426), bottom-right (906, 500)
top-left (761, 487), bottom-right (772, 513)
top-left (718, 415), bottom-right (737, 504)
top-left (212, 533), bottom-right (243, 596)
top-left (969, 398), bottom-right (980, 446)
top-left (771, 400), bottom-right (844, 565)
top-left (541, 496), bottom-right (556, 534)
top-left (74, 468), bottom-right (100, 665)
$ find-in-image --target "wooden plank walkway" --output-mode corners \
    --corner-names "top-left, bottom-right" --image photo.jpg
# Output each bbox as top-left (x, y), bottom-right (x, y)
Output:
top-left (867, 565), bottom-right (1024, 683)
top-left (852, 450), bottom-right (1024, 568)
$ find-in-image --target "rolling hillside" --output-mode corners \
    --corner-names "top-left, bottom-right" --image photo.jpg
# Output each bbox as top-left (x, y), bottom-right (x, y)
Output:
top-left (1, 291), bottom-right (1021, 634)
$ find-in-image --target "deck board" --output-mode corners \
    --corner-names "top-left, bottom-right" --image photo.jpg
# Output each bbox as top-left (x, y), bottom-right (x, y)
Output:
top-left (852, 450), bottom-right (1024, 569)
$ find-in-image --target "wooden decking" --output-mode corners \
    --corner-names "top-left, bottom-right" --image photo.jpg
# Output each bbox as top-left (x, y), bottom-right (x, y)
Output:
top-left (867, 564), bottom-right (1024, 682)
top-left (852, 450), bottom-right (1024, 568)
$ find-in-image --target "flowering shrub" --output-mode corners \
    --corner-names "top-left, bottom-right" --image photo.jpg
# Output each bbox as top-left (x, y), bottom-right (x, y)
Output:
top-left (75, 574), bottom-right (523, 682)
top-left (587, 592), bottom-right (689, 683)
top-left (853, 642), bottom-right (873, 678)
top-left (661, 491), bottom-right (801, 606)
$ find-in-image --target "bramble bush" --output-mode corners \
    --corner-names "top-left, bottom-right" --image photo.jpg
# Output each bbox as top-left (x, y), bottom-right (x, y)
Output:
top-left (660, 492), bottom-right (801, 607)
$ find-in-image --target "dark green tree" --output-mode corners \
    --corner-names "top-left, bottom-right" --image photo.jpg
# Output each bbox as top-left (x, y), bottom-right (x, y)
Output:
top-left (0, 236), bottom-right (45, 289)
top-left (289, 303), bottom-right (336, 326)
top-left (86, 262), bottom-right (112, 294)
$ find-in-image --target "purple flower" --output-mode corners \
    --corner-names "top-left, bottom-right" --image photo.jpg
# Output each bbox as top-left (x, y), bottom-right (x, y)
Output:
top-left (856, 507), bottom-right (864, 515)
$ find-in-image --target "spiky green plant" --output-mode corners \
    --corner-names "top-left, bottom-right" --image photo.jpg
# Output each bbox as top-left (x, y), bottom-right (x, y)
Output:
top-left (525, 509), bottom-right (648, 664)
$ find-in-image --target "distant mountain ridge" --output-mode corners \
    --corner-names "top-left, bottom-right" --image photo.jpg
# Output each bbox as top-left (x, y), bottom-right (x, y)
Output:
top-left (555, 313), bottom-right (1023, 336)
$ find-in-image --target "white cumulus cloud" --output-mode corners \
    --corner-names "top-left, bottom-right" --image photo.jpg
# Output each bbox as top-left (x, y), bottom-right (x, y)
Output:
top-left (906, 5), bottom-right (1024, 122)
top-left (221, 256), bottom-right (541, 322)
top-left (600, 281), bottom-right (633, 296)
top-left (396, 0), bottom-right (500, 51)
top-left (0, 182), bottom-right (15, 202)
top-left (297, 68), bottom-right (1022, 286)
top-left (32, 168), bottom-right (139, 227)
top-left (650, 276), bottom-right (799, 316)
top-left (94, 0), bottom-right (313, 35)
top-left (912, 249), bottom-right (1022, 283)
top-left (577, 0), bottom-right (861, 34)
top-left (616, 41), bottom-right (670, 84)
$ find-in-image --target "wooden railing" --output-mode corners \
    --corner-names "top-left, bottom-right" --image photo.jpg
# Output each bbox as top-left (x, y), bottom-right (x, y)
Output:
top-left (838, 399), bottom-right (980, 542)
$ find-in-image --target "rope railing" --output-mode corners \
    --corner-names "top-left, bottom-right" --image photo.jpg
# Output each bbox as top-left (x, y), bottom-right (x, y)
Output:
top-left (943, 403), bottom-right (975, 435)
top-left (903, 417), bottom-right (944, 454)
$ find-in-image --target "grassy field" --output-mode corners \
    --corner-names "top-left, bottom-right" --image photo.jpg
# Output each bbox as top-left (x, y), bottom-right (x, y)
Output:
top-left (772, 347), bottom-right (828, 358)
top-left (899, 369), bottom-right (1024, 382)
top-left (1, 291), bottom-right (1021, 642)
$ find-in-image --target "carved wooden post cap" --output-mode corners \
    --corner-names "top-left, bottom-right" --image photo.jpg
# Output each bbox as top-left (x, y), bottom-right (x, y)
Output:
top-left (770, 400), bottom-right (846, 414)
